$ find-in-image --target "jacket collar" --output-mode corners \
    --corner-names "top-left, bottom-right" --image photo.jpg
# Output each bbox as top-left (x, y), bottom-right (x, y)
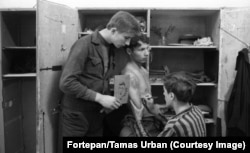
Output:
top-left (91, 31), bottom-right (116, 77)
top-left (91, 30), bottom-right (104, 45)
top-left (91, 31), bottom-right (105, 62)
top-left (91, 30), bottom-right (111, 47)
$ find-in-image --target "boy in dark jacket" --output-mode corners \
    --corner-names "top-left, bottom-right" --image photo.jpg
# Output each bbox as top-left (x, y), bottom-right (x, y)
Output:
top-left (58, 11), bottom-right (141, 139)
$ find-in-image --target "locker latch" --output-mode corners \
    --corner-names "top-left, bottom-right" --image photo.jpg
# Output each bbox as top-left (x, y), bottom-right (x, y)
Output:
top-left (40, 65), bottom-right (62, 71)
top-left (2, 99), bottom-right (14, 109)
top-left (52, 100), bottom-right (62, 115)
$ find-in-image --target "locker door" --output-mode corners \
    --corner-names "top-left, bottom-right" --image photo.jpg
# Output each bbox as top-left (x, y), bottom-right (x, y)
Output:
top-left (218, 7), bottom-right (250, 136)
top-left (0, 13), bottom-right (23, 151)
top-left (219, 7), bottom-right (250, 101)
top-left (37, 0), bottom-right (78, 153)
top-left (0, 10), bottom-right (37, 153)
top-left (0, 11), bottom-right (4, 153)
top-left (1, 79), bottom-right (23, 153)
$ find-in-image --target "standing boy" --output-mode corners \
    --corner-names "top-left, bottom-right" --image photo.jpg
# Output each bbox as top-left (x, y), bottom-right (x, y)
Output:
top-left (58, 11), bottom-right (141, 138)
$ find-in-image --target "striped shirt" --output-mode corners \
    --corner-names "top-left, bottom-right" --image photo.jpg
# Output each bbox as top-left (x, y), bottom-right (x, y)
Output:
top-left (158, 105), bottom-right (206, 137)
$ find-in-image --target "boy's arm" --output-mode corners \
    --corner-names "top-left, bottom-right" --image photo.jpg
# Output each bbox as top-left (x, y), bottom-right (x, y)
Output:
top-left (126, 72), bottom-right (148, 136)
top-left (128, 73), bottom-right (142, 111)
top-left (59, 39), bottom-right (97, 101)
top-left (59, 38), bottom-right (120, 110)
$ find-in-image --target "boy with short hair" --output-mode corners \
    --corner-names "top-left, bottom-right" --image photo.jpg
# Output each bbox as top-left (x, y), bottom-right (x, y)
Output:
top-left (158, 72), bottom-right (206, 137)
top-left (120, 34), bottom-right (164, 137)
top-left (59, 10), bottom-right (141, 139)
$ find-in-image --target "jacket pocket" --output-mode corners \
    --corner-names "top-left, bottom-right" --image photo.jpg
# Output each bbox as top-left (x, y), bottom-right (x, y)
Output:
top-left (90, 57), bottom-right (101, 66)
top-left (84, 56), bottom-right (103, 77)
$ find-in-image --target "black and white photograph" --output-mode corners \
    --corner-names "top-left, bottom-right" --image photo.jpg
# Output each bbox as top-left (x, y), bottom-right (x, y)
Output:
top-left (0, 0), bottom-right (249, 153)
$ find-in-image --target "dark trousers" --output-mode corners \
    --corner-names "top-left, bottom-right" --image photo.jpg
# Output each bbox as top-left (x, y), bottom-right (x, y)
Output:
top-left (57, 107), bottom-right (105, 153)
top-left (103, 105), bottom-right (129, 136)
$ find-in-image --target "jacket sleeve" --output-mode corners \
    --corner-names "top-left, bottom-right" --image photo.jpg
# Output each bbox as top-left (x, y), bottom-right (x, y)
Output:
top-left (59, 38), bottom-right (97, 101)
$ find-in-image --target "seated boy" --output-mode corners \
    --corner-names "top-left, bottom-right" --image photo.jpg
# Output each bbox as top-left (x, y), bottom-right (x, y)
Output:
top-left (120, 34), bottom-right (164, 137)
top-left (158, 72), bottom-right (207, 137)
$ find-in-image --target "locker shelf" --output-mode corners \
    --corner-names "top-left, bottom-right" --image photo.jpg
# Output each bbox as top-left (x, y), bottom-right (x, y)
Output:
top-left (150, 81), bottom-right (217, 86)
top-left (3, 46), bottom-right (36, 50)
top-left (150, 45), bottom-right (218, 49)
top-left (3, 73), bottom-right (37, 78)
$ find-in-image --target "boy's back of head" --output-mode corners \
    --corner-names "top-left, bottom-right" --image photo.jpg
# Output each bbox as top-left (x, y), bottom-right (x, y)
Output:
top-left (127, 34), bottom-right (149, 50)
top-left (164, 72), bottom-right (196, 103)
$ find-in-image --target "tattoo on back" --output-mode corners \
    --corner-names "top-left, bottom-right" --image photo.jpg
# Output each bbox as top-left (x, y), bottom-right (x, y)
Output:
top-left (130, 75), bottom-right (139, 89)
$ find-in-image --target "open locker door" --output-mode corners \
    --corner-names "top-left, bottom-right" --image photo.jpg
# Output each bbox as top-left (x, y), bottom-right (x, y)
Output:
top-left (219, 7), bottom-right (250, 136)
top-left (0, 11), bottom-right (4, 153)
top-left (37, 0), bottom-right (78, 152)
top-left (0, 10), bottom-right (37, 153)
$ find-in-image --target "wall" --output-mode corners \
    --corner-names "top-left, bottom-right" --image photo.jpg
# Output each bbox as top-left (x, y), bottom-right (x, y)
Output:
top-left (1, 0), bottom-right (250, 9)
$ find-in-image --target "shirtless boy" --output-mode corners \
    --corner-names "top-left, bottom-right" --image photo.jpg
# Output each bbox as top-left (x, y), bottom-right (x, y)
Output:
top-left (120, 34), bottom-right (163, 137)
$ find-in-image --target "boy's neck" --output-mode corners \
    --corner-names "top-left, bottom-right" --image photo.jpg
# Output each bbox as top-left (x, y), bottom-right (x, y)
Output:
top-left (173, 101), bottom-right (191, 114)
top-left (99, 29), bottom-right (112, 44)
top-left (129, 60), bottom-right (143, 70)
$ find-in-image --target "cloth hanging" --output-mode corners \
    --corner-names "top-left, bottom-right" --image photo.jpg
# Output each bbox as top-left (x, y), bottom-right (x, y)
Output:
top-left (227, 48), bottom-right (250, 136)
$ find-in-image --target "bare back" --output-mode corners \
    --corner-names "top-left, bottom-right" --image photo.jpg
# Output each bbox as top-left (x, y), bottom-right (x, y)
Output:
top-left (122, 62), bottom-right (152, 118)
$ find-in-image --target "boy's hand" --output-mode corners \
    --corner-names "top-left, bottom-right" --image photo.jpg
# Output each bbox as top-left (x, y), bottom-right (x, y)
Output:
top-left (152, 103), bottom-right (168, 115)
top-left (95, 93), bottom-right (121, 110)
top-left (141, 93), bottom-right (154, 104)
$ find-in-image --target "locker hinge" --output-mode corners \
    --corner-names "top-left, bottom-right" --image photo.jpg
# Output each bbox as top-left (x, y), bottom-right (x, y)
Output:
top-left (40, 65), bottom-right (62, 71)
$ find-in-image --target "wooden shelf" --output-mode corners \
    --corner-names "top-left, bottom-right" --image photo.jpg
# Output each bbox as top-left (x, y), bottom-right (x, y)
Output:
top-left (150, 81), bottom-right (217, 86)
top-left (150, 45), bottom-right (217, 49)
top-left (3, 73), bottom-right (37, 78)
top-left (111, 81), bottom-right (217, 87)
top-left (197, 82), bottom-right (217, 86)
top-left (78, 32), bottom-right (148, 37)
top-left (111, 77), bottom-right (217, 87)
top-left (3, 46), bottom-right (36, 50)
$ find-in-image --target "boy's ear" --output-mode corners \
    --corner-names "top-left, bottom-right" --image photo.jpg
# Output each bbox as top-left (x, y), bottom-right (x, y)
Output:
top-left (170, 92), bottom-right (175, 100)
top-left (126, 48), bottom-right (132, 55)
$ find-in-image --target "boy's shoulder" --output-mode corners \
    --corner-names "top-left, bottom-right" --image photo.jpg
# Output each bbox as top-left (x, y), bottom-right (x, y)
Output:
top-left (122, 64), bottom-right (137, 75)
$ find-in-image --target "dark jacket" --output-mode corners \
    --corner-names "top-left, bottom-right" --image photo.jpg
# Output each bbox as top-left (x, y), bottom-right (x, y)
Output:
top-left (59, 31), bottom-right (115, 111)
top-left (227, 48), bottom-right (250, 136)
